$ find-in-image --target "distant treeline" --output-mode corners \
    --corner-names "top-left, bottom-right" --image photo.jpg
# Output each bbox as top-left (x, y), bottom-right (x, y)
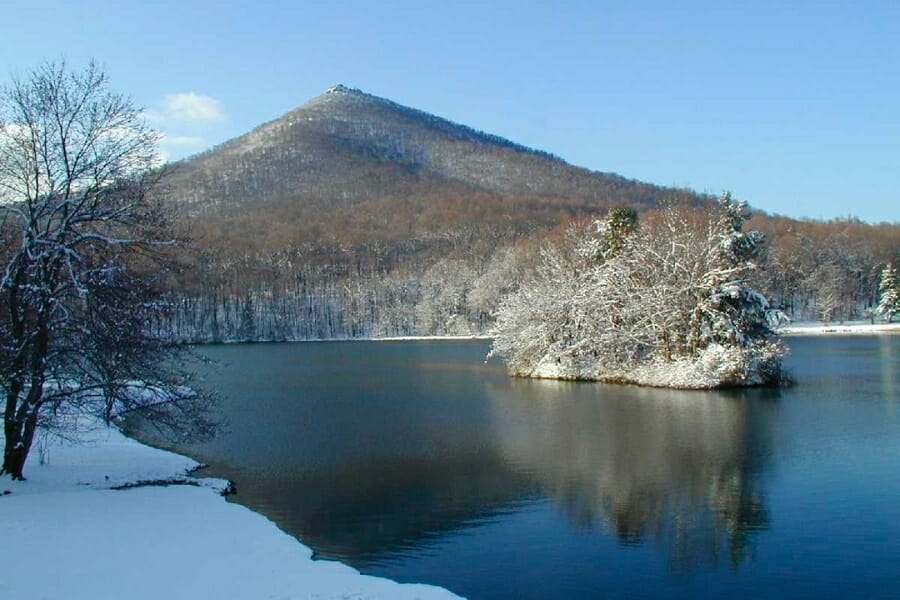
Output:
top-left (162, 198), bottom-right (900, 342)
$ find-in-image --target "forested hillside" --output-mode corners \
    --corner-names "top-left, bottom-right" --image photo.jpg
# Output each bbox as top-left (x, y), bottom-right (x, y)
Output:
top-left (157, 87), bottom-right (900, 342)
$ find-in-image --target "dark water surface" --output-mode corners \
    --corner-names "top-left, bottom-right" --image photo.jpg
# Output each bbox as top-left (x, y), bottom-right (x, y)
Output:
top-left (181, 336), bottom-right (900, 599)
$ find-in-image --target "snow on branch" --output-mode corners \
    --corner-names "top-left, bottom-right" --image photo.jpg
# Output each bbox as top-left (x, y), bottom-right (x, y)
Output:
top-left (490, 196), bottom-right (789, 389)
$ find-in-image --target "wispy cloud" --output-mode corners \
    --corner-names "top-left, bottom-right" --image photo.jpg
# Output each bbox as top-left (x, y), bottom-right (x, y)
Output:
top-left (148, 92), bottom-right (226, 163)
top-left (148, 92), bottom-right (226, 125)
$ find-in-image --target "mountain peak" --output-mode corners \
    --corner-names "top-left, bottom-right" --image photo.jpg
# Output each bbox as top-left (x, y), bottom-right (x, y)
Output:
top-left (326, 84), bottom-right (363, 96)
top-left (171, 86), bottom-right (670, 216)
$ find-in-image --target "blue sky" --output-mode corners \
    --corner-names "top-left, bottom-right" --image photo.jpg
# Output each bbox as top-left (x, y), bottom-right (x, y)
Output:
top-left (2, 1), bottom-right (898, 223)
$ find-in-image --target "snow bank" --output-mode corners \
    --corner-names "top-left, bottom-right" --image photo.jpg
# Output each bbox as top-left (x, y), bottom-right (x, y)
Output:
top-left (778, 321), bottom-right (900, 336)
top-left (0, 422), bottom-right (461, 600)
top-left (526, 342), bottom-right (786, 389)
top-left (217, 334), bottom-right (492, 344)
top-left (623, 343), bottom-right (785, 389)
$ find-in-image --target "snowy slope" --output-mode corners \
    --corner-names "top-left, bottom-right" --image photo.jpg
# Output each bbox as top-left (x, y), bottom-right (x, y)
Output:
top-left (0, 423), bottom-right (461, 600)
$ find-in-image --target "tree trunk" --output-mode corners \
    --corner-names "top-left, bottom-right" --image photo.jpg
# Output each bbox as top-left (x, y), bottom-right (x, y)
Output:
top-left (2, 381), bottom-right (24, 479)
top-left (2, 412), bottom-right (37, 481)
top-left (3, 434), bottom-right (29, 481)
top-left (2, 319), bottom-right (49, 481)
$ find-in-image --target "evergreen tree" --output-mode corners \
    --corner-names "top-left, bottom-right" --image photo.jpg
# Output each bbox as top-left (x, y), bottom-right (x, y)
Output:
top-left (877, 263), bottom-right (899, 323)
top-left (599, 206), bottom-right (640, 260)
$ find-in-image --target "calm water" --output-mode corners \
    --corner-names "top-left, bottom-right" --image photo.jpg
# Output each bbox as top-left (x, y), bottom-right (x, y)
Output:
top-left (180, 336), bottom-right (900, 599)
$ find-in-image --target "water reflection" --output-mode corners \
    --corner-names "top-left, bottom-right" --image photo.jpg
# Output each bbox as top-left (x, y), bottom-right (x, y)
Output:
top-left (487, 381), bottom-right (778, 569)
top-left (215, 452), bottom-right (535, 565)
top-left (183, 342), bottom-right (537, 564)
top-left (192, 352), bottom-right (780, 571)
top-left (158, 338), bottom-right (900, 600)
top-left (183, 342), bottom-right (780, 571)
top-left (880, 335), bottom-right (896, 404)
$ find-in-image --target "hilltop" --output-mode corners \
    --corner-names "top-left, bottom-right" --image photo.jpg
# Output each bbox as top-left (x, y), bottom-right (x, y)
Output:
top-left (164, 85), bottom-right (696, 218)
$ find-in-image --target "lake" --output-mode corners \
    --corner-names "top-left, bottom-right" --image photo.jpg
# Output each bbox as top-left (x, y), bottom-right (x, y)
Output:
top-left (180, 336), bottom-right (900, 599)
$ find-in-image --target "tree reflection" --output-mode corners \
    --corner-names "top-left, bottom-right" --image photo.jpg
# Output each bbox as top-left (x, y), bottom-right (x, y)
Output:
top-left (488, 380), bottom-right (778, 570)
top-left (178, 341), bottom-right (782, 575)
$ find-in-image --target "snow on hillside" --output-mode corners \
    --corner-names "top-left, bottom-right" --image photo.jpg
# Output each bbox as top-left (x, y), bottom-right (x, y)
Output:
top-left (0, 422), bottom-right (461, 600)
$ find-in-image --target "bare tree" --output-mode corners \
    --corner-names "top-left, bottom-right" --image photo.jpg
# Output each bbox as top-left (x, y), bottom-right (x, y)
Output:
top-left (0, 61), bottom-right (214, 480)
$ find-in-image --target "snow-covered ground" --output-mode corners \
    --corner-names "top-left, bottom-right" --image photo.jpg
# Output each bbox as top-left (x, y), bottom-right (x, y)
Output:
top-left (368, 335), bottom-right (490, 342)
top-left (218, 334), bottom-right (492, 344)
top-left (525, 341), bottom-right (785, 389)
top-left (0, 422), bottom-right (461, 600)
top-left (778, 321), bottom-right (900, 336)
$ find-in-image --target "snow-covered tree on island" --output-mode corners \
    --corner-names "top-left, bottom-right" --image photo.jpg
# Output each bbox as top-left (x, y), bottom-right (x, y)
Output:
top-left (877, 263), bottom-right (899, 323)
top-left (0, 61), bottom-right (215, 480)
top-left (489, 195), bottom-right (787, 389)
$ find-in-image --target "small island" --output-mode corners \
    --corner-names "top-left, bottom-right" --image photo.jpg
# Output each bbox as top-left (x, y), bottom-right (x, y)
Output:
top-left (489, 197), bottom-right (788, 389)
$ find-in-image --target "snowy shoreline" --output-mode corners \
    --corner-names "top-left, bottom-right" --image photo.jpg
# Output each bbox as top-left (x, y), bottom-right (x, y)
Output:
top-left (192, 322), bottom-right (900, 347)
top-left (202, 334), bottom-right (492, 344)
top-left (777, 321), bottom-right (900, 336)
top-left (0, 422), bottom-right (461, 600)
